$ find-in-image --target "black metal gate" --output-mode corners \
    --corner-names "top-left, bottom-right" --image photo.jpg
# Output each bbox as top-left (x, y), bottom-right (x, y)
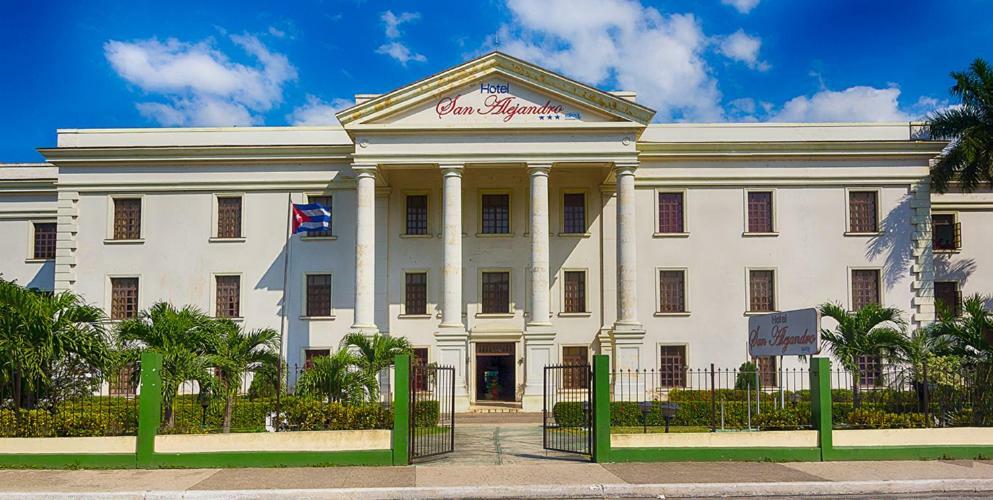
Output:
top-left (543, 363), bottom-right (593, 456)
top-left (409, 364), bottom-right (455, 462)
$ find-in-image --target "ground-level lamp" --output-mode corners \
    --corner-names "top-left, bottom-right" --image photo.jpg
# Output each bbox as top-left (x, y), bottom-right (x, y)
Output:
top-left (660, 402), bottom-right (679, 433)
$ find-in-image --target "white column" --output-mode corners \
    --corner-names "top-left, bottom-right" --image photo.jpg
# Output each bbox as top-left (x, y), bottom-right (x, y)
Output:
top-left (523, 162), bottom-right (555, 411)
top-left (440, 165), bottom-right (464, 330)
top-left (527, 163), bottom-right (552, 327)
top-left (612, 161), bottom-right (644, 377)
top-left (351, 164), bottom-right (378, 334)
top-left (437, 164), bottom-right (469, 411)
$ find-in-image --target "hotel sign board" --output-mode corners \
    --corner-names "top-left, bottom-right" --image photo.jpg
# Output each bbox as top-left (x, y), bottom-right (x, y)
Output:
top-left (747, 308), bottom-right (821, 357)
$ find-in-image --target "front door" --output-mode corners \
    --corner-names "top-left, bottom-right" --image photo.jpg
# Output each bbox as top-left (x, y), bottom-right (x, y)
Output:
top-left (475, 342), bottom-right (516, 402)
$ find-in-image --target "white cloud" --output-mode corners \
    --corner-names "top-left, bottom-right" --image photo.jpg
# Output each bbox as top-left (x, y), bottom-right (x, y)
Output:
top-left (104, 34), bottom-right (297, 126)
top-left (287, 95), bottom-right (354, 126)
top-left (717, 30), bottom-right (769, 71)
top-left (486, 0), bottom-right (724, 121)
top-left (770, 86), bottom-right (911, 122)
top-left (721, 0), bottom-right (759, 14)
top-left (377, 10), bottom-right (426, 65)
top-left (268, 26), bottom-right (286, 38)
top-left (376, 41), bottom-right (427, 65)
top-left (382, 10), bottom-right (420, 39)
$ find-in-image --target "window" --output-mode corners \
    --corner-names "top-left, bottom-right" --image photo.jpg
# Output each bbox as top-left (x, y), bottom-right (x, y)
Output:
top-left (658, 192), bottom-right (685, 234)
top-left (934, 281), bottom-right (961, 317)
top-left (562, 346), bottom-right (589, 389)
top-left (305, 274), bottom-right (332, 317)
top-left (659, 270), bottom-right (687, 313)
top-left (112, 198), bottom-right (141, 240)
top-left (848, 191), bottom-right (878, 233)
top-left (413, 348), bottom-right (429, 391)
top-left (562, 271), bottom-right (586, 313)
top-left (108, 365), bottom-right (137, 398)
top-left (746, 191), bottom-right (773, 233)
top-left (304, 349), bottom-right (330, 369)
top-left (481, 271), bottom-right (510, 314)
top-left (405, 195), bottom-right (428, 235)
top-left (932, 214), bottom-right (960, 250)
top-left (216, 196), bottom-right (242, 238)
top-left (306, 195), bottom-right (332, 237)
top-left (858, 354), bottom-right (882, 387)
top-left (481, 193), bottom-right (510, 234)
top-left (851, 269), bottom-right (880, 310)
top-left (404, 272), bottom-right (428, 315)
top-left (32, 222), bottom-right (56, 260)
top-left (748, 270), bottom-right (775, 312)
top-left (562, 193), bottom-right (586, 233)
top-left (110, 277), bottom-right (139, 320)
top-left (215, 275), bottom-right (240, 318)
top-left (755, 356), bottom-right (778, 387)
top-left (659, 346), bottom-right (687, 388)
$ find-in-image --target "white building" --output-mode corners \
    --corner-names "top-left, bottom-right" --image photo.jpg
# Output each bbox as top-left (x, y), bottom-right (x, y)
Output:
top-left (1, 52), bottom-right (989, 410)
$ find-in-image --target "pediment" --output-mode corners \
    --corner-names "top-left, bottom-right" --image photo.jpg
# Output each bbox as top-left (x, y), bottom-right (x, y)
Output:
top-left (336, 52), bottom-right (655, 130)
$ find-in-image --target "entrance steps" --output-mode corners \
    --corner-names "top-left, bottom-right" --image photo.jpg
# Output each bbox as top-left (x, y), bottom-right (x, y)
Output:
top-left (459, 404), bottom-right (542, 424)
top-left (467, 403), bottom-right (523, 414)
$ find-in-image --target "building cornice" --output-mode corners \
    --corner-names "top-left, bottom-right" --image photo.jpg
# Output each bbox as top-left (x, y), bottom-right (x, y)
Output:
top-left (637, 140), bottom-right (947, 160)
top-left (38, 145), bottom-right (354, 166)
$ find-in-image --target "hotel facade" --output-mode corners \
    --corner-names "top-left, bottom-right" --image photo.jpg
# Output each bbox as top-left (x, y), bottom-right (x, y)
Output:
top-left (1, 53), bottom-right (990, 410)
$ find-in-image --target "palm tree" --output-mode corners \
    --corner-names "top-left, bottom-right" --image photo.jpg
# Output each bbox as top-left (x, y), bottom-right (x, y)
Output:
top-left (205, 320), bottom-right (279, 433)
top-left (930, 294), bottom-right (993, 363)
top-left (926, 58), bottom-right (993, 193)
top-left (295, 349), bottom-right (370, 404)
top-left (818, 302), bottom-right (907, 408)
top-left (0, 279), bottom-right (110, 409)
top-left (340, 332), bottom-right (411, 401)
top-left (116, 302), bottom-right (217, 429)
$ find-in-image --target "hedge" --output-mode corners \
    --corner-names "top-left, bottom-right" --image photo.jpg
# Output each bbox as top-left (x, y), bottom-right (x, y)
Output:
top-left (413, 400), bottom-right (440, 427)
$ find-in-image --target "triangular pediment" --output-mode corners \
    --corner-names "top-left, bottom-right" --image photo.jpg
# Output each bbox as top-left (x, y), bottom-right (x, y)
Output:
top-left (335, 52), bottom-right (655, 130)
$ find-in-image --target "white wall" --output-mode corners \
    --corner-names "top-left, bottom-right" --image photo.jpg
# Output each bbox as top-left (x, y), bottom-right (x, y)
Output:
top-left (932, 189), bottom-right (993, 301)
top-left (0, 165), bottom-right (57, 291)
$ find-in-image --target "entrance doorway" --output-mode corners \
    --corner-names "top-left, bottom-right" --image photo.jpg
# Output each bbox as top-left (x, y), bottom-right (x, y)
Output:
top-left (475, 342), bottom-right (516, 402)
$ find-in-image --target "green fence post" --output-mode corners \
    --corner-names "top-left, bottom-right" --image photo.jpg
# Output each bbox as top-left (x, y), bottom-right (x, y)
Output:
top-left (136, 351), bottom-right (163, 469)
top-left (809, 356), bottom-right (832, 461)
top-left (592, 354), bottom-right (611, 463)
top-left (393, 354), bottom-right (410, 466)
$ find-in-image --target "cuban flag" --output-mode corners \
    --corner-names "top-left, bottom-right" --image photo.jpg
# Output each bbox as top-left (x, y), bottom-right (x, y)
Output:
top-left (291, 203), bottom-right (331, 234)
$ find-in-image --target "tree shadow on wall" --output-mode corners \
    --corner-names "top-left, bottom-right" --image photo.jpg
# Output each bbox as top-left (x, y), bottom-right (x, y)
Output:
top-left (866, 194), bottom-right (913, 289)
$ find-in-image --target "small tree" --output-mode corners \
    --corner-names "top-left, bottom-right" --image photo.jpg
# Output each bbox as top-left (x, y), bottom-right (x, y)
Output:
top-left (930, 294), bottom-right (993, 363)
top-left (206, 320), bottom-right (278, 433)
top-left (0, 279), bottom-right (110, 409)
top-left (818, 302), bottom-right (907, 408)
top-left (296, 349), bottom-right (370, 404)
top-left (116, 302), bottom-right (217, 429)
top-left (340, 332), bottom-right (411, 401)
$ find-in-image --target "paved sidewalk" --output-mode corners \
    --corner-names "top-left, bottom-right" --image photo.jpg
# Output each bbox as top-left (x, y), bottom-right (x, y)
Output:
top-left (0, 461), bottom-right (991, 498)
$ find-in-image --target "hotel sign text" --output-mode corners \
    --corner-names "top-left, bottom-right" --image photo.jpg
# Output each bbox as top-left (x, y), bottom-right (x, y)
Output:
top-left (747, 308), bottom-right (820, 357)
top-left (434, 82), bottom-right (580, 122)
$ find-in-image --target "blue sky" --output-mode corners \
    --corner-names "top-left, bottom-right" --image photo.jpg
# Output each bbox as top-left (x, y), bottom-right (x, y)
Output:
top-left (0, 0), bottom-right (991, 162)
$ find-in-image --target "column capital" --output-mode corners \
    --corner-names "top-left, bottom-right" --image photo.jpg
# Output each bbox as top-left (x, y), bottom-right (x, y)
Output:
top-left (613, 160), bottom-right (639, 175)
top-left (439, 163), bottom-right (464, 176)
top-left (352, 163), bottom-right (378, 177)
top-left (526, 162), bottom-right (553, 175)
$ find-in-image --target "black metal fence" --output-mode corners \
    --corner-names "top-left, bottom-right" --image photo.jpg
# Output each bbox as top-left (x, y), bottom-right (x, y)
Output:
top-left (610, 365), bottom-right (812, 433)
top-left (409, 364), bottom-right (455, 462)
top-left (0, 366), bottom-right (140, 437)
top-left (544, 364), bottom-right (593, 455)
top-left (827, 362), bottom-right (993, 429)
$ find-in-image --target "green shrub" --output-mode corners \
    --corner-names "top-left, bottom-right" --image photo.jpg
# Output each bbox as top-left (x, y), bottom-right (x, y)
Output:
top-left (280, 397), bottom-right (392, 431)
top-left (0, 409), bottom-right (56, 437)
top-left (413, 400), bottom-right (440, 427)
top-left (753, 407), bottom-right (805, 430)
top-left (847, 409), bottom-right (927, 429)
top-left (552, 401), bottom-right (589, 427)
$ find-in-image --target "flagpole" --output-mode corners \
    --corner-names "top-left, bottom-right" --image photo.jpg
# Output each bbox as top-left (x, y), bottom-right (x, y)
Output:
top-left (275, 192), bottom-right (292, 431)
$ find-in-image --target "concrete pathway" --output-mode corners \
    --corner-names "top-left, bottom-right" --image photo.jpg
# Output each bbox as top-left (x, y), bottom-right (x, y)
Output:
top-left (416, 423), bottom-right (587, 465)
